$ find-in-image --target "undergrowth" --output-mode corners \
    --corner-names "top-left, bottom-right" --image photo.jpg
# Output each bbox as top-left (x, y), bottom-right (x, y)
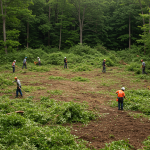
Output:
top-left (0, 95), bottom-right (97, 149)
top-left (110, 89), bottom-right (150, 115)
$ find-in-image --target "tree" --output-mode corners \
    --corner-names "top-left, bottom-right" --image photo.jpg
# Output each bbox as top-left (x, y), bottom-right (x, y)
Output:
top-left (0, 0), bottom-right (32, 54)
top-left (68, 0), bottom-right (103, 44)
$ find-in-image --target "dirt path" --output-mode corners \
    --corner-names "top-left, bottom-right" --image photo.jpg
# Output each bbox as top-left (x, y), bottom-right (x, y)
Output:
top-left (2, 67), bottom-right (150, 149)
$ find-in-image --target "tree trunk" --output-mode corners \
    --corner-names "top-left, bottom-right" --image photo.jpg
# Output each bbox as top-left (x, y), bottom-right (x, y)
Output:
top-left (48, 5), bottom-right (51, 46)
top-left (59, 11), bottom-right (63, 50)
top-left (138, 0), bottom-right (146, 54)
top-left (1, 0), bottom-right (7, 54)
top-left (27, 21), bottom-right (29, 48)
top-left (129, 14), bottom-right (131, 49)
top-left (149, 3), bottom-right (150, 34)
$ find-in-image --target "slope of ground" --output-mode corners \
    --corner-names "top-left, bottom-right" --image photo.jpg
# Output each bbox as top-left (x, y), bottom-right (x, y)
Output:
top-left (1, 66), bottom-right (150, 149)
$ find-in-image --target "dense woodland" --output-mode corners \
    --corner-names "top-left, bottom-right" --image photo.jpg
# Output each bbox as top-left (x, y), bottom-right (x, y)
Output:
top-left (0, 0), bottom-right (150, 54)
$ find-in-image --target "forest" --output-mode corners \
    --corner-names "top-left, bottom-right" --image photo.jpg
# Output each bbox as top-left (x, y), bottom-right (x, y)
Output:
top-left (0, 0), bottom-right (150, 54)
top-left (1, 0), bottom-right (150, 149)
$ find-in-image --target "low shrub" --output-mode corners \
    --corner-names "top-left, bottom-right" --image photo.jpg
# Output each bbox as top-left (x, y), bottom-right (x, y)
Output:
top-left (111, 90), bottom-right (150, 115)
top-left (72, 65), bottom-right (92, 72)
top-left (71, 76), bottom-right (89, 82)
top-left (49, 75), bottom-right (65, 80)
top-left (0, 76), bottom-right (13, 89)
top-left (100, 140), bottom-right (134, 150)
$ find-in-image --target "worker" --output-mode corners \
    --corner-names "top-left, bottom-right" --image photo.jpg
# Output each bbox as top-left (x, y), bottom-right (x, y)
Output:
top-left (22, 57), bottom-right (27, 69)
top-left (116, 87), bottom-right (126, 110)
top-left (37, 57), bottom-right (41, 66)
top-left (141, 59), bottom-right (147, 74)
top-left (64, 57), bottom-right (67, 69)
top-left (102, 59), bottom-right (107, 73)
top-left (12, 60), bottom-right (16, 73)
top-left (13, 77), bottom-right (23, 98)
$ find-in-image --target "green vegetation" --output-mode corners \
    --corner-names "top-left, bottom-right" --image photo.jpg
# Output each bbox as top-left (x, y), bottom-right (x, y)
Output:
top-left (0, 95), bottom-right (96, 149)
top-left (49, 75), bottom-right (66, 80)
top-left (71, 77), bottom-right (89, 82)
top-left (141, 136), bottom-right (150, 150)
top-left (111, 90), bottom-right (150, 115)
top-left (100, 140), bottom-right (134, 150)
top-left (0, 76), bottom-right (13, 89)
top-left (47, 90), bottom-right (63, 95)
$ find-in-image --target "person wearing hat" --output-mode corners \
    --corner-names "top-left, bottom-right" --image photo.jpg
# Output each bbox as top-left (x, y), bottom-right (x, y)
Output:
top-left (13, 77), bottom-right (23, 98)
top-left (116, 87), bottom-right (126, 110)
top-left (102, 59), bottom-right (107, 73)
top-left (12, 60), bottom-right (16, 73)
top-left (37, 57), bottom-right (41, 66)
top-left (141, 59), bottom-right (147, 74)
top-left (22, 57), bottom-right (27, 69)
top-left (64, 57), bottom-right (67, 69)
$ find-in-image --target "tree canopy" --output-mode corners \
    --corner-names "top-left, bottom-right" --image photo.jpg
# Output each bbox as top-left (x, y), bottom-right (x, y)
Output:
top-left (0, 0), bottom-right (150, 53)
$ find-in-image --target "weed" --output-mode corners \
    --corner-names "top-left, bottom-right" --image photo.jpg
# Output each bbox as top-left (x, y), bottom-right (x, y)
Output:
top-left (36, 86), bottom-right (46, 90)
top-left (72, 65), bottom-right (92, 72)
top-left (71, 76), bottom-right (89, 82)
top-left (101, 140), bottom-right (134, 150)
top-left (109, 134), bottom-right (115, 138)
top-left (47, 90), bottom-right (63, 95)
top-left (49, 75), bottom-right (66, 80)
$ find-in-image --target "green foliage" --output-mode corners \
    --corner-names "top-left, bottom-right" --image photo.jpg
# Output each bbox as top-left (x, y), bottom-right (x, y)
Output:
top-left (126, 63), bottom-right (141, 72)
top-left (72, 65), bottom-right (92, 72)
top-left (111, 90), bottom-right (150, 115)
top-left (47, 90), bottom-right (63, 95)
top-left (71, 76), bottom-right (89, 82)
top-left (141, 136), bottom-right (150, 150)
top-left (69, 44), bottom-right (99, 56)
top-left (0, 95), bottom-right (96, 149)
top-left (0, 76), bottom-right (13, 89)
top-left (49, 76), bottom-right (66, 80)
top-left (100, 140), bottom-right (134, 150)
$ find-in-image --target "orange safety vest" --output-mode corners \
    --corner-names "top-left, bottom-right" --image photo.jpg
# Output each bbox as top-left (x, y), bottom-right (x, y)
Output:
top-left (116, 90), bottom-right (125, 97)
top-left (12, 61), bottom-right (15, 66)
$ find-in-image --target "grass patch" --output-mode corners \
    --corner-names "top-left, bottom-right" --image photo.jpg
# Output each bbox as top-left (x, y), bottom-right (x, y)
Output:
top-left (141, 136), bottom-right (150, 150)
top-left (47, 90), bottom-right (63, 95)
top-left (49, 75), bottom-right (66, 80)
top-left (72, 65), bottom-right (92, 72)
top-left (36, 86), bottom-right (46, 90)
top-left (0, 76), bottom-right (13, 89)
top-left (100, 140), bottom-right (134, 150)
top-left (71, 76), bottom-right (89, 82)
top-left (110, 89), bottom-right (150, 115)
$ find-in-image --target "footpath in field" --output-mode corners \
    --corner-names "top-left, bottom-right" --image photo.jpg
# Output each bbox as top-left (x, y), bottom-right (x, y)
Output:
top-left (2, 66), bottom-right (150, 149)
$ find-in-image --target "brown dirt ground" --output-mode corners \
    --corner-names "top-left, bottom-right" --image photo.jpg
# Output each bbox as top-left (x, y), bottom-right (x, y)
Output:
top-left (1, 66), bottom-right (150, 149)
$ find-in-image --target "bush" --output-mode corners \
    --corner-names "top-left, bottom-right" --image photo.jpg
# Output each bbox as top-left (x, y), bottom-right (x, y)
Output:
top-left (0, 76), bottom-right (13, 89)
top-left (111, 89), bottom-right (150, 115)
top-left (71, 76), bottom-right (89, 82)
top-left (101, 140), bottom-right (134, 150)
top-left (72, 65), bottom-right (92, 72)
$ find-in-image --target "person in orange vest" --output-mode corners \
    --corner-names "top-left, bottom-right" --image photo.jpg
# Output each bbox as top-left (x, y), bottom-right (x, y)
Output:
top-left (64, 57), bottom-right (67, 68)
top-left (116, 87), bottom-right (126, 110)
top-left (12, 60), bottom-right (16, 73)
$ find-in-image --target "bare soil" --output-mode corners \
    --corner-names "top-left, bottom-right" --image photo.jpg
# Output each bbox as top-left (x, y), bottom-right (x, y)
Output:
top-left (2, 66), bottom-right (150, 149)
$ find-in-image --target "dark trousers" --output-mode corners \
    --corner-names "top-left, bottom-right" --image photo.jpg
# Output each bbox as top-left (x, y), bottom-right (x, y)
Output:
top-left (64, 63), bottom-right (67, 68)
top-left (22, 63), bottom-right (27, 69)
top-left (39, 61), bottom-right (41, 66)
top-left (102, 66), bottom-right (106, 73)
top-left (16, 86), bottom-right (22, 97)
top-left (142, 67), bottom-right (147, 74)
top-left (12, 66), bottom-right (15, 73)
top-left (118, 97), bottom-right (123, 110)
